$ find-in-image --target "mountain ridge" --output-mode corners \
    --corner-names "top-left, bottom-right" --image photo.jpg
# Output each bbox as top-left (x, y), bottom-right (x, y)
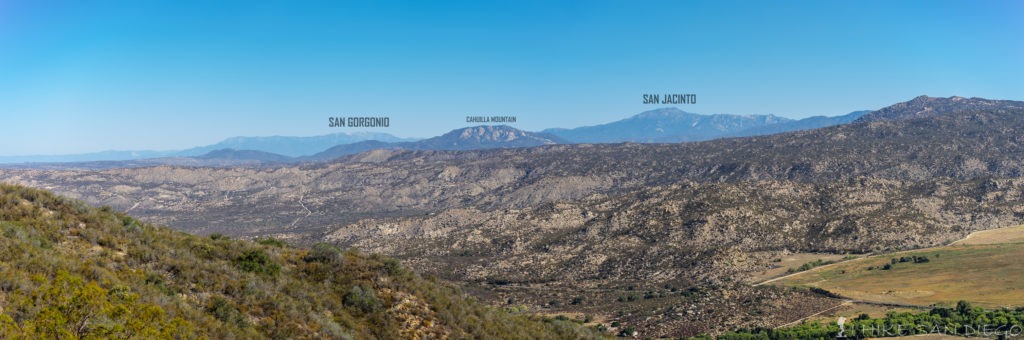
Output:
top-left (307, 125), bottom-right (566, 161)
top-left (542, 107), bottom-right (794, 143)
top-left (6, 99), bottom-right (1024, 239)
top-left (0, 132), bottom-right (417, 164)
top-left (174, 132), bottom-right (418, 157)
top-left (854, 95), bottom-right (1024, 123)
top-left (0, 126), bottom-right (563, 169)
top-left (1, 106), bottom-right (870, 165)
top-left (726, 110), bottom-right (870, 137)
top-left (195, 148), bottom-right (293, 162)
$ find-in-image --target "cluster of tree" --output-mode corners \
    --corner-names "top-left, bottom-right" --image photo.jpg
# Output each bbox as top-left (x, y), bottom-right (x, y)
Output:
top-left (894, 255), bottom-right (930, 264)
top-left (787, 258), bottom-right (839, 274)
top-left (696, 301), bottom-right (1024, 340)
top-left (0, 184), bottom-right (608, 339)
top-left (868, 254), bottom-right (933, 271)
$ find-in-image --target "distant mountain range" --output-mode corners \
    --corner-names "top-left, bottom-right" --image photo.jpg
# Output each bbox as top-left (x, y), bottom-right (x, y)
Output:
top-left (542, 108), bottom-right (792, 143)
top-left (0, 132), bottom-right (417, 164)
top-left (0, 150), bottom-right (178, 164)
top-left (725, 110), bottom-right (870, 137)
top-left (174, 131), bottom-right (417, 157)
top-left (6, 95), bottom-right (1007, 168)
top-left (0, 126), bottom-right (566, 169)
top-left (305, 125), bottom-right (565, 160)
top-left (541, 107), bottom-right (870, 143)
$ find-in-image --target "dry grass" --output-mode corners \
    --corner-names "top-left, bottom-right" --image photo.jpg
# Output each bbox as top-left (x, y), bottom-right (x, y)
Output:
top-left (952, 225), bottom-right (1024, 245)
top-left (803, 302), bottom-right (918, 324)
top-left (772, 225), bottom-right (1024, 308)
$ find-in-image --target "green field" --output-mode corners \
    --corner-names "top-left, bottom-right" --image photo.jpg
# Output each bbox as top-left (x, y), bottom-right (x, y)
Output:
top-left (774, 236), bottom-right (1024, 308)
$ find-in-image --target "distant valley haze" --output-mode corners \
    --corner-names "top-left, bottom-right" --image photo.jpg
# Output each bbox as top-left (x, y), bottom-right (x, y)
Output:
top-left (0, 104), bottom-right (873, 165)
top-left (2, 1), bottom-right (1020, 156)
top-left (4, 95), bottom-right (1020, 169)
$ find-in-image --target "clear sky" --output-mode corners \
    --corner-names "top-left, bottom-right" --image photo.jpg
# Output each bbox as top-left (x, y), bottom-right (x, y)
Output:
top-left (1, 0), bottom-right (1022, 156)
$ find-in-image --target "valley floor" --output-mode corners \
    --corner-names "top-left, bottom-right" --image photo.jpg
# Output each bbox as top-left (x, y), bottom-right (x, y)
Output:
top-left (769, 225), bottom-right (1024, 308)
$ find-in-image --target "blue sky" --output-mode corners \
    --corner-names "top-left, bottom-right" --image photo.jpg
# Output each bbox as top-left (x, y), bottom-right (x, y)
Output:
top-left (1, 0), bottom-right (1022, 155)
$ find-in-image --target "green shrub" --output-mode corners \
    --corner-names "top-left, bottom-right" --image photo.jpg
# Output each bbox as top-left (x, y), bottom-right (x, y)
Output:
top-left (381, 257), bottom-right (404, 276)
top-left (0, 184), bottom-right (607, 339)
top-left (343, 285), bottom-right (380, 313)
top-left (255, 237), bottom-right (287, 248)
top-left (234, 249), bottom-right (281, 276)
top-left (303, 242), bottom-right (342, 263)
top-left (207, 296), bottom-right (249, 329)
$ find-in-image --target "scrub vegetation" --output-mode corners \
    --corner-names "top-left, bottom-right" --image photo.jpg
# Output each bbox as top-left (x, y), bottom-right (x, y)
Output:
top-left (0, 184), bottom-right (606, 339)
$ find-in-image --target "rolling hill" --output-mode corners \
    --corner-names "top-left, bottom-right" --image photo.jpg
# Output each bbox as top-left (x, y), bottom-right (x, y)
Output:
top-left (4, 95), bottom-right (1024, 337)
top-left (0, 184), bottom-right (605, 339)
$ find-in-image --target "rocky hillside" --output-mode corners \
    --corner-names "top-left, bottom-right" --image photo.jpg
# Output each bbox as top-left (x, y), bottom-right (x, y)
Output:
top-left (414, 125), bottom-right (566, 150)
top-left (0, 184), bottom-right (605, 339)
top-left (327, 176), bottom-right (1024, 285)
top-left (3, 96), bottom-right (1024, 337)
top-left (853, 95), bottom-right (1024, 122)
top-left (4, 104), bottom-right (1022, 238)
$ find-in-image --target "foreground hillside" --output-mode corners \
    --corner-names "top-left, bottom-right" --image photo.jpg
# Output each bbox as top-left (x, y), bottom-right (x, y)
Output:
top-left (0, 184), bottom-right (604, 339)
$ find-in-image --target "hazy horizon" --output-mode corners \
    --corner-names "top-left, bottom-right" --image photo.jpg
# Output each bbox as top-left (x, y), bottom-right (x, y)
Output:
top-left (1, 104), bottom-right (878, 157)
top-left (2, 1), bottom-right (1021, 155)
